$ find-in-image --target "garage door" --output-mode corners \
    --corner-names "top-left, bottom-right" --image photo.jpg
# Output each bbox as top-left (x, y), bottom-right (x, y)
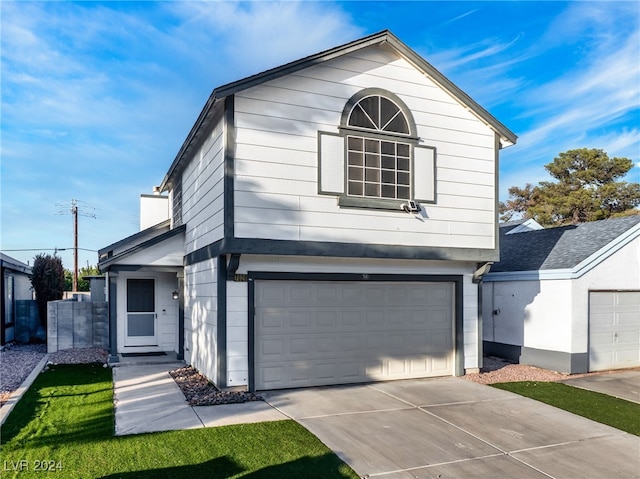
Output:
top-left (255, 281), bottom-right (454, 390)
top-left (589, 291), bottom-right (640, 371)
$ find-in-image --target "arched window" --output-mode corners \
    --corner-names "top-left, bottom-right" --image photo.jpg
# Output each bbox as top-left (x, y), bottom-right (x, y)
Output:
top-left (317, 88), bottom-right (435, 208)
top-left (342, 91), bottom-right (415, 200)
top-left (347, 95), bottom-right (410, 134)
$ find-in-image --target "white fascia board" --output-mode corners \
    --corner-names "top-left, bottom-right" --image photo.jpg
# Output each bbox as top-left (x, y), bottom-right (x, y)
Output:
top-left (484, 269), bottom-right (573, 282)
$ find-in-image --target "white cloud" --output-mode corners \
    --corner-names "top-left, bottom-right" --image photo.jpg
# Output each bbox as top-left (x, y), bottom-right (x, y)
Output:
top-left (167, 1), bottom-right (362, 78)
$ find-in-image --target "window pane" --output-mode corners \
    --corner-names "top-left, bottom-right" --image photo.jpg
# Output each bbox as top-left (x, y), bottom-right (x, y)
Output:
top-left (348, 152), bottom-right (363, 166)
top-left (348, 181), bottom-right (363, 196)
top-left (381, 155), bottom-right (395, 169)
top-left (365, 168), bottom-right (380, 182)
top-left (398, 172), bottom-right (410, 185)
top-left (364, 139), bottom-right (380, 153)
top-left (380, 97), bottom-right (400, 129)
top-left (398, 158), bottom-right (410, 171)
top-left (398, 143), bottom-right (410, 157)
top-left (381, 170), bottom-right (396, 184)
top-left (381, 141), bottom-right (395, 155)
top-left (359, 96), bottom-right (379, 127)
top-left (397, 186), bottom-right (410, 199)
top-left (381, 184), bottom-right (396, 198)
top-left (365, 154), bottom-right (380, 168)
top-left (127, 279), bottom-right (154, 313)
top-left (127, 313), bottom-right (155, 337)
top-left (349, 105), bottom-right (376, 129)
top-left (364, 183), bottom-right (380, 197)
top-left (385, 114), bottom-right (410, 134)
top-left (348, 136), bottom-right (363, 151)
top-left (348, 166), bottom-right (363, 181)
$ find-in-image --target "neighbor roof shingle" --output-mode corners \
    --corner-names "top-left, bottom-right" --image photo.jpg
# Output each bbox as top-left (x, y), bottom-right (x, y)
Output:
top-left (492, 215), bottom-right (640, 272)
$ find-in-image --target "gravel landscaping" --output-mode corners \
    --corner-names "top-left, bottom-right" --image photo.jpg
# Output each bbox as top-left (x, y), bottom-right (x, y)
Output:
top-left (462, 356), bottom-right (635, 384)
top-left (169, 365), bottom-right (263, 405)
top-left (0, 344), bottom-right (108, 407)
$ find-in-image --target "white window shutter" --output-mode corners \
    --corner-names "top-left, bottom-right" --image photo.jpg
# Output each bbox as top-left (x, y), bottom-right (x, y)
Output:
top-left (318, 132), bottom-right (344, 195)
top-left (414, 146), bottom-right (436, 203)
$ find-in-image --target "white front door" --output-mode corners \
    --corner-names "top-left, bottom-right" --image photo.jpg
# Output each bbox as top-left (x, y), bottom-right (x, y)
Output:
top-left (125, 278), bottom-right (157, 346)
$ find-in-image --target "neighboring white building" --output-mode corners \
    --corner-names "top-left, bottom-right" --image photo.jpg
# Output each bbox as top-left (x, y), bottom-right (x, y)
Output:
top-left (99, 30), bottom-right (517, 391)
top-left (483, 215), bottom-right (640, 374)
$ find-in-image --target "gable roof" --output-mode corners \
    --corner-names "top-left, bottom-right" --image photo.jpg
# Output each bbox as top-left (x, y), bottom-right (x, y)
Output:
top-left (491, 215), bottom-right (640, 274)
top-left (159, 30), bottom-right (517, 192)
top-left (98, 221), bottom-right (185, 271)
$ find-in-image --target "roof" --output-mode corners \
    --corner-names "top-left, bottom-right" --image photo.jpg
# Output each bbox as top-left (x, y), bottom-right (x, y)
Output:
top-left (98, 220), bottom-right (171, 259)
top-left (159, 29), bottom-right (517, 191)
top-left (0, 253), bottom-right (32, 274)
top-left (491, 215), bottom-right (640, 273)
top-left (98, 222), bottom-right (185, 271)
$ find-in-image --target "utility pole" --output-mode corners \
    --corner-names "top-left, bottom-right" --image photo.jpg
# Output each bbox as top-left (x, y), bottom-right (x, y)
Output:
top-left (72, 200), bottom-right (78, 292)
top-left (56, 199), bottom-right (96, 292)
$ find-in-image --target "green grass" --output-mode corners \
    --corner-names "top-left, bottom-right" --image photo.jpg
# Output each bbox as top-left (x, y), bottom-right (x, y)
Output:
top-left (1, 364), bottom-right (358, 479)
top-left (492, 381), bottom-right (640, 436)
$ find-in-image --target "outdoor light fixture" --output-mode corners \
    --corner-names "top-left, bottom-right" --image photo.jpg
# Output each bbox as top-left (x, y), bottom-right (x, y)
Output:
top-left (172, 290), bottom-right (179, 300)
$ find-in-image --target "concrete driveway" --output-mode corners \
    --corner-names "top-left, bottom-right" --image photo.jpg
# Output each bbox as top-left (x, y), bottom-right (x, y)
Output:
top-left (561, 370), bottom-right (640, 404)
top-left (262, 377), bottom-right (640, 478)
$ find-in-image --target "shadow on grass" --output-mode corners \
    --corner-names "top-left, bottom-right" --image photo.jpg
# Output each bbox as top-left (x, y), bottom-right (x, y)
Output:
top-left (98, 456), bottom-right (243, 479)
top-left (98, 454), bottom-right (354, 479)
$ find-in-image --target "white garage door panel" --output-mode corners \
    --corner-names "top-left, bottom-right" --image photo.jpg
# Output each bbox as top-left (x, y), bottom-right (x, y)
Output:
top-left (255, 281), bottom-right (454, 389)
top-left (589, 291), bottom-right (640, 372)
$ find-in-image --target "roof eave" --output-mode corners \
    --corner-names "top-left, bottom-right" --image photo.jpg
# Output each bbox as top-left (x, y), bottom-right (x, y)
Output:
top-left (99, 224), bottom-right (186, 272)
top-left (160, 29), bottom-right (517, 191)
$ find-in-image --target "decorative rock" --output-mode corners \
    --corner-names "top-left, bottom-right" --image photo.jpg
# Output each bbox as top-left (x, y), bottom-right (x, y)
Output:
top-left (169, 366), bottom-right (263, 406)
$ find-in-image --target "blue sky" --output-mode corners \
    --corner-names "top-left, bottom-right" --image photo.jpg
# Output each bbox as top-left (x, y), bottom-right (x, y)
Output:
top-left (2, 1), bottom-right (639, 270)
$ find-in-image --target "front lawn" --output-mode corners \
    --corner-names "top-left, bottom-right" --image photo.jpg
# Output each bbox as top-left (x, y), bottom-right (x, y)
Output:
top-left (1, 364), bottom-right (358, 479)
top-left (492, 381), bottom-right (640, 436)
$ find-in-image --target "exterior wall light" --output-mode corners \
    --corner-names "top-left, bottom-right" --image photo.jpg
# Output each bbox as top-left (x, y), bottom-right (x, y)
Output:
top-left (172, 290), bottom-right (179, 300)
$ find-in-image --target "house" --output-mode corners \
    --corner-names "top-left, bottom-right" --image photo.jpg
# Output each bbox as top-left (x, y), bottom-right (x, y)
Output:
top-left (1, 253), bottom-right (33, 345)
top-left (98, 30), bottom-right (517, 391)
top-left (482, 215), bottom-right (640, 374)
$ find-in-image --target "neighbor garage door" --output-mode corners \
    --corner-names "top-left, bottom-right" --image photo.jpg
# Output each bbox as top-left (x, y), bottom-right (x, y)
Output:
top-left (589, 291), bottom-right (640, 371)
top-left (255, 281), bottom-right (454, 390)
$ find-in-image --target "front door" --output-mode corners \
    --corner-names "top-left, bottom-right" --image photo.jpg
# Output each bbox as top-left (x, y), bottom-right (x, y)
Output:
top-left (125, 278), bottom-right (157, 346)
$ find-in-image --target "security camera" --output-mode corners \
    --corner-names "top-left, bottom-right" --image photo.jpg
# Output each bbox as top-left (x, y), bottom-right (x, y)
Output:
top-left (401, 200), bottom-right (421, 213)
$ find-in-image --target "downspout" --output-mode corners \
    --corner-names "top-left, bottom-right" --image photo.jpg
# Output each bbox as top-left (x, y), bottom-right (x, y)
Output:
top-left (107, 271), bottom-right (119, 363)
top-left (473, 262), bottom-right (493, 371)
top-left (177, 272), bottom-right (185, 360)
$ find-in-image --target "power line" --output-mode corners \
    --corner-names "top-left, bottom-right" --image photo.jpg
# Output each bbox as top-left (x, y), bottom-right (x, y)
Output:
top-left (2, 248), bottom-right (98, 252)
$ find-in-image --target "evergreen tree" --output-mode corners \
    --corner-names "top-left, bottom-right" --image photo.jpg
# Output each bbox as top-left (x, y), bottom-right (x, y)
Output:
top-left (500, 148), bottom-right (640, 225)
top-left (31, 253), bottom-right (65, 328)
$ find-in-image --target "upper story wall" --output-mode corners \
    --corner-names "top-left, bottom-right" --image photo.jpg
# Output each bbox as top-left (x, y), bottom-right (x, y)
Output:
top-left (232, 44), bottom-right (498, 252)
top-left (179, 111), bottom-right (226, 255)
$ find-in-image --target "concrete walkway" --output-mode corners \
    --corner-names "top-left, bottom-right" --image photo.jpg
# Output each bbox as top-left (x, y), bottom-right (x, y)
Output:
top-left (112, 363), bottom-right (286, 436)
top-left (561, 369), bottom-right (640, 404)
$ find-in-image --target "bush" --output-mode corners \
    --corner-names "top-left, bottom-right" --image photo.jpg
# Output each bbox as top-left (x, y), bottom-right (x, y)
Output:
top-left (31, 253), bottom-right (65, 329)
